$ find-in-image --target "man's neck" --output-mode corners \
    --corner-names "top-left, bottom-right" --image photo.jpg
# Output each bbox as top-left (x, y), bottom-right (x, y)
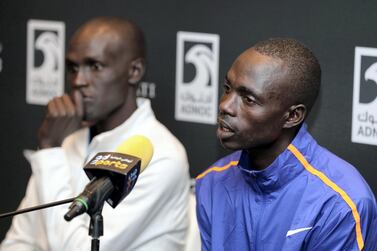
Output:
top-left (247, 127), bottom-right (300, 171)
top-left (91, 97), bottom-right (138, 138)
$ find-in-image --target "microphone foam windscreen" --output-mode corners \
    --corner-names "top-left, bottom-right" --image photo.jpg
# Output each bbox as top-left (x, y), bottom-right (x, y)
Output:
top-left (115, 135), bottom-right (154, 172)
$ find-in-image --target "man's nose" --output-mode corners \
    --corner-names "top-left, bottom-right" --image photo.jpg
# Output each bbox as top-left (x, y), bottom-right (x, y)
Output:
top-left (71, 68), bottom-right (89, 88)
top-left (219, 93), bottom-right (237, 116)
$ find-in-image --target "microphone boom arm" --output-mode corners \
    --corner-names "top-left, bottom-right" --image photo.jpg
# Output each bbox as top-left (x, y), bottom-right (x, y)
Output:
top-left (0, 197), bottom-right (75, 219)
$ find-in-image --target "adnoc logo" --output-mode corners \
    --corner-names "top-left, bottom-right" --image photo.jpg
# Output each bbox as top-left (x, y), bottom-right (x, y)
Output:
top-left (26, 19), bottom-right (65, 105)
top-left (352, 46), bottom-right (377, 145)
top-left (175, 31), bottom-right (220, 124)
top-left (137, 81), bottom-right (156, 99)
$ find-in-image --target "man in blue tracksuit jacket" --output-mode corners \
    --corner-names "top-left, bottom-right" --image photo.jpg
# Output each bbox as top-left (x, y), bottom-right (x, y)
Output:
top-left (195, 38), bottom-right (377, 251)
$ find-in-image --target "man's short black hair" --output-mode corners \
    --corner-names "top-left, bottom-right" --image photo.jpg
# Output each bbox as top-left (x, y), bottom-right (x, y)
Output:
top-left (80, 16), bottom-right (146, 59)
top-left (253, 38), bottom-right (321, 113)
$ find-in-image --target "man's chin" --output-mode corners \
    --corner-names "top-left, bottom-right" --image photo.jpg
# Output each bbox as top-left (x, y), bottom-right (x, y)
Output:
top-left (81, 119), bottom-right (97, 128)
top-left (82, 112), bottom-right (99, 126)
top-left (218, 138), bottom-right (242, 151)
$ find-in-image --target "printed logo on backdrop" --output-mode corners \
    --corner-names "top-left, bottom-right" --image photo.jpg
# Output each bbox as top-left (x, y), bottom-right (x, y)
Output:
top-left (175, 31), bottom-right (220, 124)
top-left (137, 81), bottom-right (156, 99)
top-left (352, 47), bottom-right (377, 145)
top-left (27, 20), bottom-right (65, 105)
top-left (0, 42), bottom-right (3, 73)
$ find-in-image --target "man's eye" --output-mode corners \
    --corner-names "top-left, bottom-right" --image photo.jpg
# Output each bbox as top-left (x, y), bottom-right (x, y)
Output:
top-left (223, 84), bottom-right (231, 94)
top-left (90, 62), bottom-right (103, 71)
top-left (67, 63), bottom-right (78, 74)
top-left (242, 96), bottom-right (255, 104)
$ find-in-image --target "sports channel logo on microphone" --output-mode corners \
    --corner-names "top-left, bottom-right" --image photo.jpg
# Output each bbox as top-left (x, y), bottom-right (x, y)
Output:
top-left (26, 19), bottom-right (65, 105)
top-left (89, 152), bottom-right (135, 170)
top-left (352, 46), bottom-right (377, 146)
top-left (175, 31), bottom-right (220, 125)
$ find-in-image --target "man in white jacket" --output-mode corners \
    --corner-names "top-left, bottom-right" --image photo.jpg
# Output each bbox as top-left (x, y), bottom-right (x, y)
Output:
top-left (0, 17), bottom-right (193, 251)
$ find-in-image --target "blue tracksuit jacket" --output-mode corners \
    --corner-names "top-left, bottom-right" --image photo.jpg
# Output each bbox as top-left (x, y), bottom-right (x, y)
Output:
top-left (196, 125), bottom-right (377, 251)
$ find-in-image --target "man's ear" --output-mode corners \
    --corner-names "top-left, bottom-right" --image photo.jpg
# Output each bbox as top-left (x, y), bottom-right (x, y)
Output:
top-left (128, 58), bottom-right (146, 85)
top-left (283, 104), bottom-right (307, 128)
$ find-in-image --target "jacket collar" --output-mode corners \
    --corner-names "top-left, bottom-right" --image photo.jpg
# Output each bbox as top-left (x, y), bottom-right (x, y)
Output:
top-left (72, 98), bottom-right (155, 161)
top-left (237, 124), bottom-right (317, 196)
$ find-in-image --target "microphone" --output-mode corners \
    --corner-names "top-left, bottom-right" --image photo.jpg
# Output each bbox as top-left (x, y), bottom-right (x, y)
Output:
top-left (64, 135), bottom-right (153, 221)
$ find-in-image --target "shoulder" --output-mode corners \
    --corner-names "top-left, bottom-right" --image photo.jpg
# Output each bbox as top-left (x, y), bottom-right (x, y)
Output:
top-left (195, 151), bottom-right (241, 189)
top-left (134, 118), bottom-right (189, 185)
top-left (195, 151), bottom-right (242, 223)
top-left (309, 145), bottom-right (375, 202)
top-left (143, 118), bottom-right (188, 165)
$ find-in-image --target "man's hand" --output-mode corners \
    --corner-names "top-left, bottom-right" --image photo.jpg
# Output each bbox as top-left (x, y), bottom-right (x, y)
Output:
top-left (38, 91), bottom-right (84, 149)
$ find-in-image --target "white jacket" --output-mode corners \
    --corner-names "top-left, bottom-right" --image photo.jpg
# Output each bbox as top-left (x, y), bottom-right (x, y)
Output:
top-left (1, 98), bottom-right (191, 251)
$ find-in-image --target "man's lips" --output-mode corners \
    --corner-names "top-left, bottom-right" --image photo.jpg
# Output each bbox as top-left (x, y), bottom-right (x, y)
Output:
top-left (71, 90), bottom-right (92, 102)
top-left (81, 92), bottom-right (94, 102)
top-left (217, 118), bottom-right (235, 133)
top-left (82, 95), bottom-right (93, 102)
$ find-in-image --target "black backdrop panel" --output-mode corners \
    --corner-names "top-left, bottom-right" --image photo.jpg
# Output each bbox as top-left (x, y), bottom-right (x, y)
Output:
top-left (0, 0), bottom-right (376, 240)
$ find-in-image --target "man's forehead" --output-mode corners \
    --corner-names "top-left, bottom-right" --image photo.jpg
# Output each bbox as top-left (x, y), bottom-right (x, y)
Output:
top-left (231, 50), bottom-right (282, 78)
top-left (67, 28), bottom-right (127, 59)
top-left (227, 48), bottom-right (290, 96)
top-left (238, 49), bottom-right (282, 71)
top-left (71, 25), bottom-right (121, 46)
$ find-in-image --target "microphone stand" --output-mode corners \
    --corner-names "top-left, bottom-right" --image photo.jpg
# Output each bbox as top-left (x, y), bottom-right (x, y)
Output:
top-left (88, 204), bottom-right (104, 251)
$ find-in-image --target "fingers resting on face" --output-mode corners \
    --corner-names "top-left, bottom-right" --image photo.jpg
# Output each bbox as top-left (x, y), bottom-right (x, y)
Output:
top-left (38, 93), bottom-right (85, 149)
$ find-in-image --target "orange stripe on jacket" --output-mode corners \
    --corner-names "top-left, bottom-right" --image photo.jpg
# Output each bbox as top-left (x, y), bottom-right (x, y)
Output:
top-left (287, 144), bottom-right (364, 251)
top-left (196, 161), bottom-right (239, 180)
